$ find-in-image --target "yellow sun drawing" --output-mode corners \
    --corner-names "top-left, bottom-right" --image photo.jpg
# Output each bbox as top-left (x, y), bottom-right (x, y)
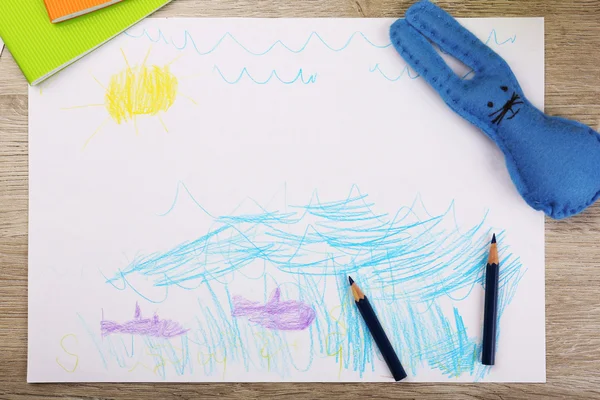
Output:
top-left (65, 48), bottom-right (195, 149)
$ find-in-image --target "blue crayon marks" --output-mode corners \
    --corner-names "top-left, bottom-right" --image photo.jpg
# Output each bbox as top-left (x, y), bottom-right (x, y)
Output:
top-left (124, 27), bottom-right (513, 86)
top-left (104, 185), bottom-right (524, 379)
top-left (214, 66), bottom-right (317, 85)
top-left (124, 29), bottom-right (391, 56)
top-left (124, 27), bottom-right (513, 56)
top-left (484, 28), bottom-right (517, 45)
top-left (369, 63), bottom-right (420, 81)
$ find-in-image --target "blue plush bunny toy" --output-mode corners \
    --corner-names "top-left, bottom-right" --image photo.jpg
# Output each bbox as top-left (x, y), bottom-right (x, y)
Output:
top-left (390, 1), bottom-right (600, 219)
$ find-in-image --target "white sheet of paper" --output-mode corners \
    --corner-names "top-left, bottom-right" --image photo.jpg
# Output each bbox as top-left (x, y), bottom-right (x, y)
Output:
top-left (28, 17), bottom-right (545, 382)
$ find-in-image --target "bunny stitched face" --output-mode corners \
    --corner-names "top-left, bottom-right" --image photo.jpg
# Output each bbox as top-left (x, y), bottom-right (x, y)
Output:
top-left (484, 84), bottom-right (523, 126)
top-left (460, 78), bottom-right (525, 128)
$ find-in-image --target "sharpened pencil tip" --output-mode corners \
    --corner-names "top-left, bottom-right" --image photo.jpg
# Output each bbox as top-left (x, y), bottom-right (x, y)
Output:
top-left (348, 276), bottom-right (354, 285)
top-left (491, 233), bottom-right (497, 244)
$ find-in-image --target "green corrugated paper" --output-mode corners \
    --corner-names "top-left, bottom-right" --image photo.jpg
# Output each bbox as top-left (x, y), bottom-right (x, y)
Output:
top-left (0, 0), bottom-right (172, 85)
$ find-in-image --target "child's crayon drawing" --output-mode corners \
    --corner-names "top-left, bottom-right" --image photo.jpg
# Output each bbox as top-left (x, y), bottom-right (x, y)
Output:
top-left (28, 18), bottom-right (545, 382)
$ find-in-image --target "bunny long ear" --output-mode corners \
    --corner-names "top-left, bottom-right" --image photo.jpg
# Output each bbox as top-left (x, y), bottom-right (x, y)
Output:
top-left (390, 19), bottom-right (463, 98)
top-left (404, 1), bottom-right (506, 76)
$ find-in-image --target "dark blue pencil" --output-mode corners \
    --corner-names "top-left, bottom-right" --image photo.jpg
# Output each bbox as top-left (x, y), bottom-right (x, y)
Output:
top-left (482, 234), bottom-right (499, 365)
top-left (349, 276), bottom-right (407, 381)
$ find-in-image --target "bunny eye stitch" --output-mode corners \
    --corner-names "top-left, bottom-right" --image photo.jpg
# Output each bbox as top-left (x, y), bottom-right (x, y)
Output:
top-left (390, 0), bottom-right (600, 219)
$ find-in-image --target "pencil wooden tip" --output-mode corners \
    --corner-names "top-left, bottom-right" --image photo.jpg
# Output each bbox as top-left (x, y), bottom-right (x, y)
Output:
top-left (488, 236), bottom-right (499, 265)
top-left (350, 278), bottom-right (365, 301)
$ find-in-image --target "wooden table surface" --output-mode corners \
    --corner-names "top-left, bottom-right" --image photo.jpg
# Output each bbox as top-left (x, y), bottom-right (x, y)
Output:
top-left (1, 0), bottom-right (599, 398)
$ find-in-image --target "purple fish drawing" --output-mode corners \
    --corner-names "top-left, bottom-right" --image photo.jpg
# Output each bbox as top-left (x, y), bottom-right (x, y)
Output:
top-left (101, 302), bottom-right (188, 338)
top-left (231, 288), bottom-right (316, 331)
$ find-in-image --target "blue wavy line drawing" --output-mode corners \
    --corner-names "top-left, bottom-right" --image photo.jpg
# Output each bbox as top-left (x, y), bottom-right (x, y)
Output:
top-left (96, 184), bottom-right (525, 380)
top-left (124, 27), bottom-right (514, 57)
top-left (213, 65), bottom-right (317, 85)
top-left (124, 29), bottom-right (391, 56)
top-left (484, 28), bottom-right (517, 45)
top-left (369, 63), bottom-right (420, 81)
top-left (369, 63), bottom-right (475, 82)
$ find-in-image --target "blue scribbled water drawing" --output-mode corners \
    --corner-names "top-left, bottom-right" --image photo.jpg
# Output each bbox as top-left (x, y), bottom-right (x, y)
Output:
top-left (213, 65), bottom-right (317, 85)
top-left (91, 184), bottom-right (525, 380)
top-left (123, 27), bottom-right (514, 56)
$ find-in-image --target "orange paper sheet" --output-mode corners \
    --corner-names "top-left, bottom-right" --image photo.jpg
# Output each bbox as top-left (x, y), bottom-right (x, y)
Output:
top-left (44, 0), bottom-right (124, 23)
